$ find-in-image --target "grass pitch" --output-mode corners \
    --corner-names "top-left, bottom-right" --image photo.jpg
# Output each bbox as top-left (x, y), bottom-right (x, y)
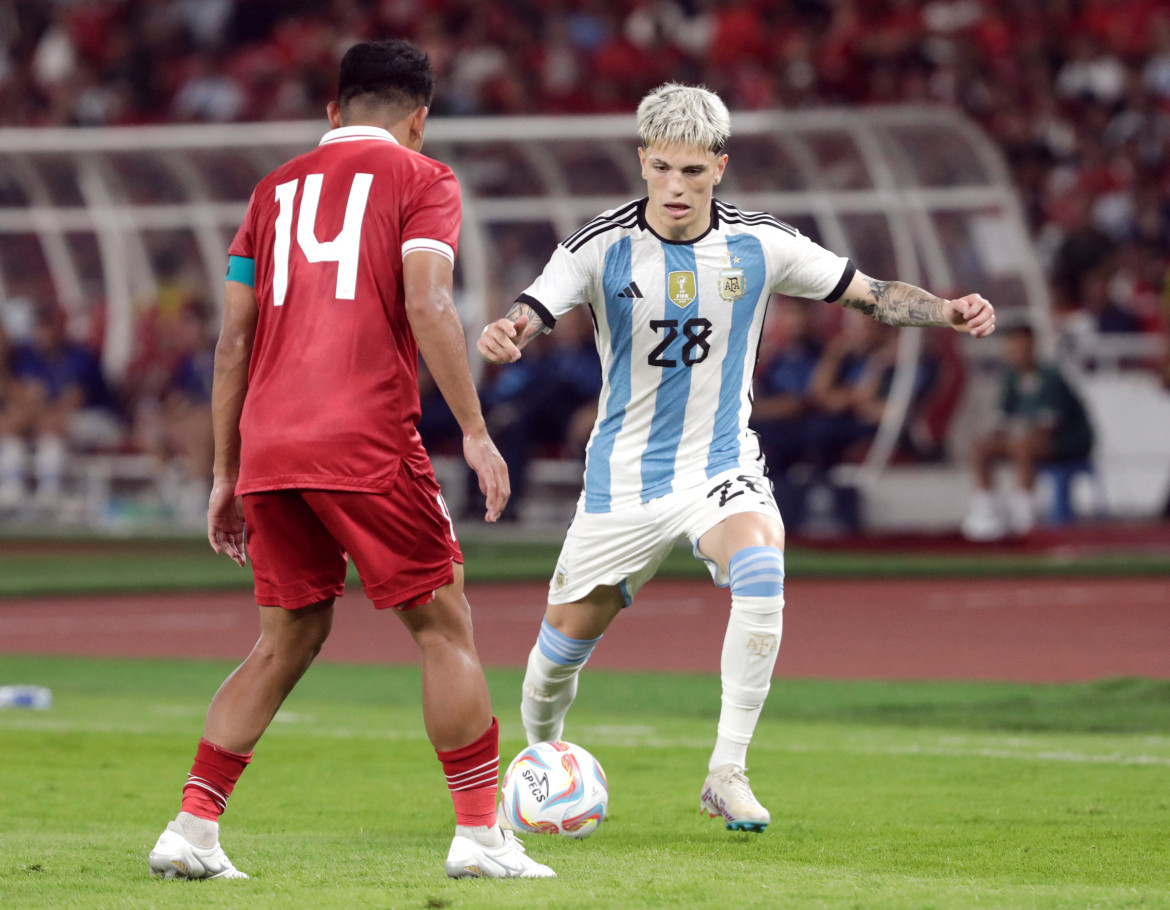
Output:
top-left (1, 656), bottom-right (1168, 909)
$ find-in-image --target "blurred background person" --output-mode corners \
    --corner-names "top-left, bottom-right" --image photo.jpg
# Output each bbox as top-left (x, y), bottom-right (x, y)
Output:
top-left (750, 297), bottom-right (827, 478)
top-left (962, 324), bottom-right (1096, 540)
top-left (805, 312), bottom-right (899, 477)
top-left (0, 303), bottom-right (119, 510)
top-left (469, 306), bottom-right (600, 522)
top-left (129, 299), bottom-right (216, 523)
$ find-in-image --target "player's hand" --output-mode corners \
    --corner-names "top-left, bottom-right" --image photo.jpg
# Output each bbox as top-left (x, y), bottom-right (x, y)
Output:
top-left (477, 314), bottom-right (530, 364)
top-left (463, 428), bottom-right (510, 522)
top-left (208, 477), bottom-right (247, 567)
top-left (944, 293), bottom-right (995, 338)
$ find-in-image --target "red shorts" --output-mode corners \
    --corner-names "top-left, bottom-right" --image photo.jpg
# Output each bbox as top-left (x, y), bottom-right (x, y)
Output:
top-left (243, 465), bottom-right (462, 611)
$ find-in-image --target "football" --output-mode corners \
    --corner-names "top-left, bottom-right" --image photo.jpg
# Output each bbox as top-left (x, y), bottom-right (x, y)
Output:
top-left (499, 741), bottom-right (609, 838)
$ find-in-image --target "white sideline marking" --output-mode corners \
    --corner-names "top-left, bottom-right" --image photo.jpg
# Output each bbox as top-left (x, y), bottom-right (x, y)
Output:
top-left (578, 725), bottom-right (1170, 767)
top-left (4, 715), bottom-right (1169, 767)
top-left (841, 742), bottom-right (1170, 767)
top-left (272, 711), bottom-right (313, 724)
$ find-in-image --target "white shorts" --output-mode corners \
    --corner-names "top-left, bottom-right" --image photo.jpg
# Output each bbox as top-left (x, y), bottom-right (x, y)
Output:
top-left (548, 466), bottom-right (783, 606)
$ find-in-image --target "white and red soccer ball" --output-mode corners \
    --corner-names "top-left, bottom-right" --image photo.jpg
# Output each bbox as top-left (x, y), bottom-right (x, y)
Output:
top-left (499, 740), bottom-right (608, 838)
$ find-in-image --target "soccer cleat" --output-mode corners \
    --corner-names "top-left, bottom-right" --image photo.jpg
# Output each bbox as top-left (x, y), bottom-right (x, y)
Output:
top-left (148, 820), bottom-right (249, 880)
top-left (700, 764), bottom-right (771, 833)
top-left (445, 829), bottom-right (556, 879)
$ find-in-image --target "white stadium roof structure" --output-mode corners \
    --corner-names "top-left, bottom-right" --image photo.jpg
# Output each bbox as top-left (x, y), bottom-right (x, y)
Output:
top-left (0, 106), bottom-right (1050, 488)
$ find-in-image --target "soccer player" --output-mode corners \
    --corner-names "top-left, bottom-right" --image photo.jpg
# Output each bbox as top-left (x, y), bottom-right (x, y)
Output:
top-left (478, 83), bottom-right (996, 833)
top-left (148, 40), bottom-right (554, 880)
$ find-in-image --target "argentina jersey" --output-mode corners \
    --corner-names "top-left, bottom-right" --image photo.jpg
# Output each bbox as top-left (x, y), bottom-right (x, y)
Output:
top-left (517, 197), bottom-right (855, 514)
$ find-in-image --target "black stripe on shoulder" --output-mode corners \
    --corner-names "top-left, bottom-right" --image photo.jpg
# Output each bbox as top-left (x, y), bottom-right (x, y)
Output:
top-left (715, 201), bottom-right (797, 235)
top-left (562, 200), bottom-right (640, 248)
top-left (563, 214), bottom-right (639, 253)
top-left (516, 293), bottom-right (557, 330)
top-left (824, 260), bottom-right (856, 303)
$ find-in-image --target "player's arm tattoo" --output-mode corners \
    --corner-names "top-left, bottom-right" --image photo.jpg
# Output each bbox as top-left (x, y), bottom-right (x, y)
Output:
top-left (504, 301), bottom-right (548, 345)
top-left (841, 278), bottom-right (949, 327)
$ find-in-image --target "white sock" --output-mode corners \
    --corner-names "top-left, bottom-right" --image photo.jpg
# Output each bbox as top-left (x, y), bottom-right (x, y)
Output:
top-left (709, 593), bottom-right (783, 770)
top-left (520, 618), bottom-right (603, 745)
top-left (176, 811), bottom-right (219, 849)
top-left (521, 645), bottom-right (582, 746)
top-left (456, 823), bottom-right (504, 847)
top-left (709, 548), bottom-right (785, 773)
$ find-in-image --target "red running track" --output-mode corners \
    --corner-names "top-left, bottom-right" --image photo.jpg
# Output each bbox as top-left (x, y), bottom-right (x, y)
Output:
top-left (1, 576), bottom-right (1167, 682)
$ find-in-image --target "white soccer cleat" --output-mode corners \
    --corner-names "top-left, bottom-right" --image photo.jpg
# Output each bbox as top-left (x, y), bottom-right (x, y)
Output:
top-left (700, 764), bottom-right (771, 833)
top-left (445, 829), bottom-right (556, 879)
top-left (148, 820), bottom-right (249, 880)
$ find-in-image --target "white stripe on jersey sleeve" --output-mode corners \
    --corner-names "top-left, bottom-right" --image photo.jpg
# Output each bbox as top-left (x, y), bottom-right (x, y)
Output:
top-left (517, 241), bottom-right (597, 324)
top-left (402, 238), bottom-right (455, 264)
top-left (764, 227), bottom-right (850, 301)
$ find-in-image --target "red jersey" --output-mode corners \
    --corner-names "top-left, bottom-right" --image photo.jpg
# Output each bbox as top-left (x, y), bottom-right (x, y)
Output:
top-left (228, 125), bottom-right (460, 495)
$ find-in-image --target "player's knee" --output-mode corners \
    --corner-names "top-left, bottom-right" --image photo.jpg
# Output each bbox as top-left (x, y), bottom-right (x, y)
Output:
top-left (253, 632), bottom-right (327, 674)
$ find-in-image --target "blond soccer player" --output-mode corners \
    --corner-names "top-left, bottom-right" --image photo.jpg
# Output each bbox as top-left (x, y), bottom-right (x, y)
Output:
top-left (479, 84), bottom-right (996, 832)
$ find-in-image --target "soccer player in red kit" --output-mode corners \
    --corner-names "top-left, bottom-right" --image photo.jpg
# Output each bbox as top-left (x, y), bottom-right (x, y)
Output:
top-left (148, 40), bottom-right (554, 881)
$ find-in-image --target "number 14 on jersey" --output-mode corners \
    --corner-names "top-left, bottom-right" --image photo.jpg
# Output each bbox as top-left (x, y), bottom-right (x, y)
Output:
top-left (271, 173), bottom-right (373, 307)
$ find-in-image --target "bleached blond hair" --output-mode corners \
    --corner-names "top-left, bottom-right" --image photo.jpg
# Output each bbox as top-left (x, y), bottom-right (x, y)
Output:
top-left (636, 83), bottom-right (731, 154)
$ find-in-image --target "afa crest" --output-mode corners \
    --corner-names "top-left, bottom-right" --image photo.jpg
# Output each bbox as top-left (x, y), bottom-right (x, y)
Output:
top-left (667, 270), bottom-right (697, 308)
top-left (719, 268), bottom-right (746, 302)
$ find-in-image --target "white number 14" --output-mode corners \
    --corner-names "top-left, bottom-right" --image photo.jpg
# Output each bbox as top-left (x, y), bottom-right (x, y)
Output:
top-left (272, 173), bottom-right (373, 306)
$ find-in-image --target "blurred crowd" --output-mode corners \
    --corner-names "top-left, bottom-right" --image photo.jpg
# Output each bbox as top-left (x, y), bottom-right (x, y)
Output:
top-left (2, 0), bottom-right (1168, 523)
top-left (4, 0), bottom-right (1170, 336)
top-left (0, 293), bottom-right (214, 521)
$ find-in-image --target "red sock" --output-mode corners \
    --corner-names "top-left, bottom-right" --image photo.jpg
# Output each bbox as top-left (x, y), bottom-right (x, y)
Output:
top-left (180, 737), bottom-right (253, 821)
top-left (436, 717), bottom-right (499, 827)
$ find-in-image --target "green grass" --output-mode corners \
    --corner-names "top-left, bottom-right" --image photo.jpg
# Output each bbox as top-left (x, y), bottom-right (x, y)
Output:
top-left (2, 535), bottom-right (1170, 597)
top-left (1, 655), bottom-right (1169, 908)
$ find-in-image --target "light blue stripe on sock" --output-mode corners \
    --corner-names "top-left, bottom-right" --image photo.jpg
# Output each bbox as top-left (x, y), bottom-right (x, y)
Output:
top-left (729, 546), bottom-right (784, 598)
top-left (537, 618), bottom-right (602, 666)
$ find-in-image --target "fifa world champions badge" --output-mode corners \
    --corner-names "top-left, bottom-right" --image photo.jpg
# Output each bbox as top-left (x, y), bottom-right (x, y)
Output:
top-left (719, 268), bottom-right (746, 301)
top-left (668, 270), bottom-right (697, 307)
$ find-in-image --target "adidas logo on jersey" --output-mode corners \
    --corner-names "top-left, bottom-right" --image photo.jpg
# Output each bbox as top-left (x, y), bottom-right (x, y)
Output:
top-left (616, 282), bottom-right (643, 299)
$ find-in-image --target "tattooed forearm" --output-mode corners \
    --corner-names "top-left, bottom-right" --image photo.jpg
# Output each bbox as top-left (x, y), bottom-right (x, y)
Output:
top-left (842, 279), bottom-right (949, 327)
top-left (504, 301), bottom-right (547, 344)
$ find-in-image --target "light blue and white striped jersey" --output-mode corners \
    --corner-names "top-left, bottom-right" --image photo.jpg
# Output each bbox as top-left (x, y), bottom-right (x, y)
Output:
top-left (518, 197), bottom-right (854, 514)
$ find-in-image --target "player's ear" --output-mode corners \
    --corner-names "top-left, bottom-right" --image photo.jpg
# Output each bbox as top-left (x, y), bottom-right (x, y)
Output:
top-left (713, 152), bottom-right (728, 186)
top-left (409, 106), bottom-right (429, 148)
top-left (327, 100), bottom-right (342, 130)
